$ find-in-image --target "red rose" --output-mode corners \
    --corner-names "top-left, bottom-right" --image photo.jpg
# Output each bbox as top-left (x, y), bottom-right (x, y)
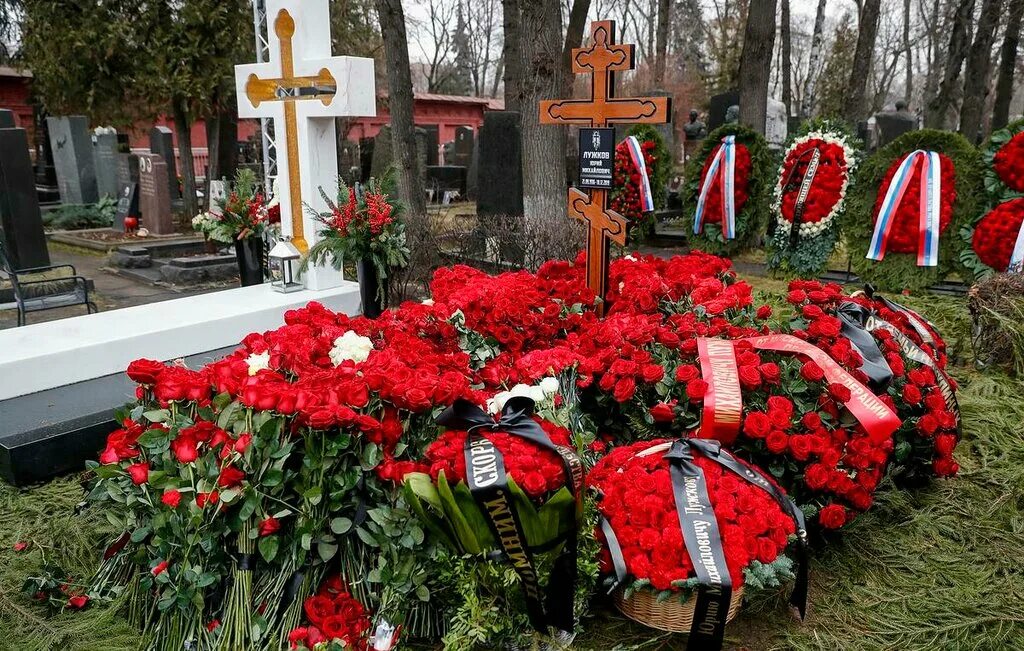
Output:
top-left (13, 541), bottom-right (28, 552)
top-left (804, 463), bottom-right (830, 490)
top-left (756, 305), bottom-right (773, 319)
top-left (126, 358), bottom-right (165, 385)
top-left (675, 365), bottom-right (700, 382)
top-left (765, 430), bottom-right (789, 454)
top-left (67, 594), bottom-right (89, 609)
top-left (787, 289), bottom-right (807, 304)
top-left (800, 361), bottom-right (825, 382)
top-left (170, 433), bottom-right (199, 464)
top-left (613, 376), bottom-right (637, 402)
top-left (641, 364), bottom-right (665, 383)
top-left (152, 560), bottom-right (169, 576)
top-left (234, 433), bottom-right (253, 453)
top-left (685, 379), bottom-right (708, 401)
top-left (196, 491), bottom-right (219, 508)
top-left (759, 362), bottom-right (781, 384)
top-left (738, 365), bottom-right (761, 389)
top-left (827, 382), bottom-right (851, 403)
top-left (934, 433), bottom-right (957, 457)
top-left (902, 384), bottom-right (923, 404)
top-left (161, 489), bottom-right (182, 508)
top-left (259, 516), bottom-right (281, 537)
top-left (217, 466), bottom-right (246, 488)
top-left (818, 504), bottom-right (847, 529)
top-left (650, 402), bottom-right (676, 423)
top-left (126, 462), bottom-right (149, 485)
top-left (933, 457), bottom-right (959, 476)
top-left (743, 412), bottom-right (771, 438)
top-left (207, 620), bottom-right (220, 632)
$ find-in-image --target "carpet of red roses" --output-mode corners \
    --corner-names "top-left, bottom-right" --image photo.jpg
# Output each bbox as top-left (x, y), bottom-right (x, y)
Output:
top-left (106, 251), bottom-right (959, 647)
top-left (778, 139), bottom-right (848, 226)
top-left (870, 152), bottom-right (957, 254)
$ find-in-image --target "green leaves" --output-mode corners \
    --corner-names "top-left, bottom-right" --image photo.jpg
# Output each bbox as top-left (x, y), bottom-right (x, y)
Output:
top-left (257, 535), bottom-right (279, 563)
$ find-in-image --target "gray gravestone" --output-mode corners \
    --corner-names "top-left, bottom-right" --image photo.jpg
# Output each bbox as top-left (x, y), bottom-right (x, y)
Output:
top-left (646, 89), bottom-right (675, 162)
top-left (113, 153), bottom-right (140, 232)
top-left (422, 125), bottom-right (439, 166)
top-left (369, 125), bottom-right (393, 179)
top-left (0, 126), bottom-right (50, 269)
top-left (0, 109), bottom-right (15, 129)
top-left (149, 126), bottom-right (179, 201)
top-left (874, 108), bottom-right (917, 149)
top-left (477, 112), bottom-right (523, 217)
top-left (92, 129), bottom-right (120, 199)
top-left (137, 153), bottom-right (174, 235)
top-left (707, 91), bottom-right (740, 132)
top-left (47, 116), bottom-right (99, 205)
top-left (338, 140), bottom-right (360, 185)
top-left (765, 98), bottom-right (788, 148)
top-left (466, 135), bottom-right (480, 199)
top-left (207, 179), bottom-right (228, 215)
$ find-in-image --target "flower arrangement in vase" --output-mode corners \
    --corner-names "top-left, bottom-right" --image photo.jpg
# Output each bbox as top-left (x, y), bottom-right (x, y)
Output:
top-left (304, 176), bottom-right (410, 317)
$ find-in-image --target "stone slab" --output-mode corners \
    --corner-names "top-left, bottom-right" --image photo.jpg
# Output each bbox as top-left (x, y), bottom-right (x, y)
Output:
top-left (0, 281), bottom-right (362, 400)
top-left (0, 345), bottom-right (236, 485)
top-left (0, 127), bottom-right (50, 269)
top-left (46, 116), bottom-right (99, 204)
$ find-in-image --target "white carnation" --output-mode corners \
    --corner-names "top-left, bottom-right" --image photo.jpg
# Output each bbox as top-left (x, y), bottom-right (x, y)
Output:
top-left (539, 376), bottom-right (560, 396)
top-left (246, 351), bottom-right (271, 376)
top-left (329, 330), bottom-right (374, 366)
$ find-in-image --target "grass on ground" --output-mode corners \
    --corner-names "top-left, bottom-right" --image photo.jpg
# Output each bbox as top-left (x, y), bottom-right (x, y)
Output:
top-left (1, 277), bottom-right (1022, 650)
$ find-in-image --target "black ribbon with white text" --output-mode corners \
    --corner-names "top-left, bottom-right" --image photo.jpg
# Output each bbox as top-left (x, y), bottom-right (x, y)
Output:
top-left (436, 397), bottom-right (583, 634)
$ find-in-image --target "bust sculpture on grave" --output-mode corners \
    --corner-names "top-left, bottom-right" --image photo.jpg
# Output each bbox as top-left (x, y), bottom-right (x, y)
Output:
top-left (725, 104), bottom-right (740, 124)
top-left (683, 109), bottom-right (707, 141)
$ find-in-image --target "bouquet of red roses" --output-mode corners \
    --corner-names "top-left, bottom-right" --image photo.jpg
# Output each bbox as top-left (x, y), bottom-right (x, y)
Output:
top-left (288, 575), bottom-right (372, 650)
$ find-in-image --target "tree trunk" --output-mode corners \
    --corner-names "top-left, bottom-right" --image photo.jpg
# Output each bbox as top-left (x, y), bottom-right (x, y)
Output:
top-left (563, 0), bottom-right (591, 94)
top-left (903, 0), bottom-right (912, 104)
top-left (925, 0), bottom-right (976, 128)
top-left (781, 0), bottom-right (792, 117)
top-left (800, 0), bottom-right (827, 118)
top-left (922, 0), bottom-right (943, 111)
top-left (960, 0), bottom-right (1004, 142)
top-left (738, 0), bottom-right (778, 134)
top-left (992, 0), bottom-right (1024, 129)
top-left (172, 99), bottom-right (198, 221)
top-left (842, 0), bottom-right (881, 124)
top-left (501, 0), bottom-right (523, 114)
top-left (654, 0), bottom-right (670, 86)
top-left (519, 0), bottom-right (565, 220)
top-left (376, 0), bottom-right (426, 219)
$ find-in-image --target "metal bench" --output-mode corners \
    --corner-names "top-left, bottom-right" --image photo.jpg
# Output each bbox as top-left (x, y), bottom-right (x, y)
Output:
top-left (0, 241), bottom-right (97, 326)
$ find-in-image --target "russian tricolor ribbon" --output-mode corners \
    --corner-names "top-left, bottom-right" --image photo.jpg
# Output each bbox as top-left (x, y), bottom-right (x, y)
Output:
top-left (866, 149), bottom-right (942, 267)
top-left (624, 136), bottom-right (654, 213)
top-left (694, 135), bottom-right (737, 239)
top-left (1010, 220), bottom-right (1024, 271)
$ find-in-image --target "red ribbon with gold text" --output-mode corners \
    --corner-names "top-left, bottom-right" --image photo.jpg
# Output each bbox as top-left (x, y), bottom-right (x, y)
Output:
top-left (744, 334), bottom-right (901, 442)
top-left (697, 338), bottom-right (743, 445)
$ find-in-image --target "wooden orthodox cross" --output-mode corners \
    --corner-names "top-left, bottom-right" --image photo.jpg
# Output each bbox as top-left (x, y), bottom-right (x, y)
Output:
top-left (540, 20), bottom-right (671, 313)
top-left (235, 0), bottom-right (375, 290)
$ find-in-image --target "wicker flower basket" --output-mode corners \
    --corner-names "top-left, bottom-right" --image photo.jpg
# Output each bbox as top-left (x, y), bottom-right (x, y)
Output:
top-left (614, 585), bottom-right (744, 633)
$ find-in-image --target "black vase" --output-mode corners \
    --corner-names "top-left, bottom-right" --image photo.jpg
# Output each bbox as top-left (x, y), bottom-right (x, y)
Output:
top-left (356, 258), bottom-right (386, 318)
top-left (234, 237), bottom-right (264, 287)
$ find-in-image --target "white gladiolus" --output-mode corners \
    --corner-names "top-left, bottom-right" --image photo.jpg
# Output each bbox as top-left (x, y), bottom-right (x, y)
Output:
top-left (329, 331), bottom-right (374, 366)
top-left (246, 351), bottom-right (271, 376)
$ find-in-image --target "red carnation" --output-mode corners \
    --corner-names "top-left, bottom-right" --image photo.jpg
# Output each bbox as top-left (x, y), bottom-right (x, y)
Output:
top-left (161, 489), bottom-right (182, 508)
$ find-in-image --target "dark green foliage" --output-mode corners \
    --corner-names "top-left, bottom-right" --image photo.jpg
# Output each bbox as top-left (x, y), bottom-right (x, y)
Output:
top-left (682, 123), bottom-right (775, 256)
top-left (42, 198), bottom-right (117, 231)
top-left (843, 129), bottom-right (983, 292)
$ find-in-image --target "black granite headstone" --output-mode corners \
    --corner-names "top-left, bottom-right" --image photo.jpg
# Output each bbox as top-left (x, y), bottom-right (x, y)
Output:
top-left (477, 111), bottom-right (523, 217)
top-left (149, 126), bottom-right (179, 200)
top-left (451, 126), bottom-right (475, 167)
top-left (874, 110), bottom-right (918, 149)
top-left (707, 90), bottom-right (740, 132)
top-left (422, 125), bottom-right (440, 166)
top-left (358, 137), bottom-right (374, 183)
top-left (426, 165), bottom-right (467, 196)
top-left (47, 116), bottom-right (99, 204)
top-left (0, 126), bottom-right (50, 269)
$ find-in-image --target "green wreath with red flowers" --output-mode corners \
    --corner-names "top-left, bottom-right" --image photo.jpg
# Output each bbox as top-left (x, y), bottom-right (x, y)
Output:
top-left (961, 118), bottom-right (1024, 278)
top-left (682, 123), bottom-right (773, 256)
top-left (843, 129), bottom-right (982, 293)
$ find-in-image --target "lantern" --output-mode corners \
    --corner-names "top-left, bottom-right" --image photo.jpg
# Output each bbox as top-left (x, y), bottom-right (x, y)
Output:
top-left (268, 237), bottom-right (302, 293)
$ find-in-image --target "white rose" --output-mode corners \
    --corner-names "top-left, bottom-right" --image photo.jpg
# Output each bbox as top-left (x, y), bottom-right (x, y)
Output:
top-left (246, 351), bottom-right (271, 376)
top-left (539, 376), bottom-right (560, 396)
top-left (421, 298), bottom-right (434, 306)
top-left (329, 330), bottom-right (374, 366)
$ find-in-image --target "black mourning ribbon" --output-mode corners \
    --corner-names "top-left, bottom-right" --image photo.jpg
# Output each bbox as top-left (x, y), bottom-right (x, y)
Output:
top-left (864, 284), bottom-right (937, 345)
top-left (837, 301), bottom-right (894, 391)
top-left (436, 397), bottom-right (582, 635)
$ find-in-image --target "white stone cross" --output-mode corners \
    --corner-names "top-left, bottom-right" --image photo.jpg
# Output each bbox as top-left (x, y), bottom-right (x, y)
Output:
top-left (235, 0), bottom-right (375, 290)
